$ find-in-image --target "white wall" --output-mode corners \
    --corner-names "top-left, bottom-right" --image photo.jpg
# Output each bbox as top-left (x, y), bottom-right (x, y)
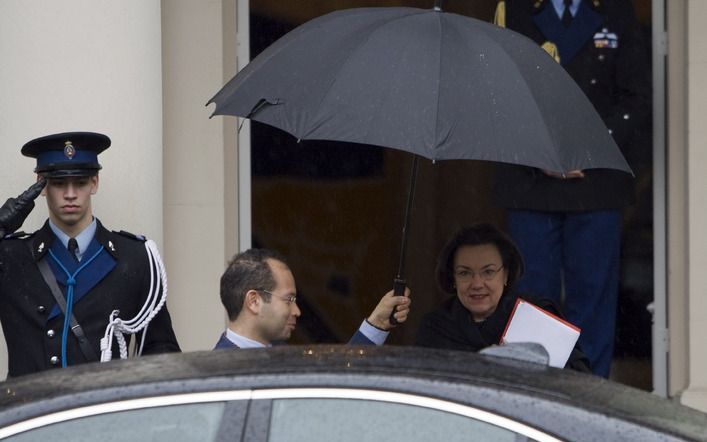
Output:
top-left (161, 0), bottom-right (237, 351)
top-left (666, 0), bottom-right (689, 398)
top-left (680, 0), bottom-right (707, 412)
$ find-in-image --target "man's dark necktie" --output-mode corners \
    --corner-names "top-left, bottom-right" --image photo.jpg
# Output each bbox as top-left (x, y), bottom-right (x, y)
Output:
top-left (562, 0), bottom-right (573, 27)
top-left (68, 238), bottom-right (79, 262)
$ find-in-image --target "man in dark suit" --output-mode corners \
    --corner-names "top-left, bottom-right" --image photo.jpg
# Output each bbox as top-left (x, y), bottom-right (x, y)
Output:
top-left (0, 132), bottom-right (180, 377)
top-left (493, 0), bottom-right (650, 377)
top-left (214, 248), bottom-right (411, 349)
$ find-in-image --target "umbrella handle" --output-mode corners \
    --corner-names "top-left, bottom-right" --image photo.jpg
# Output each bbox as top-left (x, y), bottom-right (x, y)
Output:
top-left (389, 278), bottom-right (407, 326)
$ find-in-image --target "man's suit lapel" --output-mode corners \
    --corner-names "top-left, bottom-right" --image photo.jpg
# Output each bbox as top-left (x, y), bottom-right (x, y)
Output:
top-left (214, 333), bottom-right (239, 349)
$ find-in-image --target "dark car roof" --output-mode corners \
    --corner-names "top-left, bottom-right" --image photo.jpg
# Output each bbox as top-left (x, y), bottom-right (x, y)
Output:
top-left (1, 346), bottom-right (706, 441)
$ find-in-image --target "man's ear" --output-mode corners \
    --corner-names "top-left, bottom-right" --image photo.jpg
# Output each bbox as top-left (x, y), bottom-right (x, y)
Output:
top-left (38, 175), bottom-right (47, 196)
top-left (90, 175), bottom-right (99, 195)
top-left (244, 290), bottom-right (261, 314)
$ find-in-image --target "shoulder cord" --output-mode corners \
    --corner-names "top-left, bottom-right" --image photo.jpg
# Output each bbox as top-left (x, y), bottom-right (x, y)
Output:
top-left (47, 246), bottom-right (105, 368)
top-left (100, 240), bottom-right (168, 362)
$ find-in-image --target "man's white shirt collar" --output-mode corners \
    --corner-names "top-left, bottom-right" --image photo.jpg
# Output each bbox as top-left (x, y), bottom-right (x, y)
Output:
top-left (551, 0), bottom-right (580, 18)
top-left (226, 329), bottom-right (270, 348)
top-left (48, 218), bottom-right (97, 261)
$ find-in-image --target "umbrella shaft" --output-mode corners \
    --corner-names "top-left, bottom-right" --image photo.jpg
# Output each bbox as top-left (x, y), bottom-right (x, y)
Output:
top-left (396, 155), bottom-right (419, 280)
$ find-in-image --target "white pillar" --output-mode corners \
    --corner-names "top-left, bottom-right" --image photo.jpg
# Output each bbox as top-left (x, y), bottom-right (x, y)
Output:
top-left (0, 0), bottom-right (164, 378)
top-left (161, 0), bottom-right (239, 351)
top-left (666, 0), bottom-right (689, 397)
top-left (681, 0), bottom-right (707, 412)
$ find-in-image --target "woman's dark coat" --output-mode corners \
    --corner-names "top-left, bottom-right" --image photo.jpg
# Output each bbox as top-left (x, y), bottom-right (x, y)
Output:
top-left (416, 291), bottom-right (591, 372)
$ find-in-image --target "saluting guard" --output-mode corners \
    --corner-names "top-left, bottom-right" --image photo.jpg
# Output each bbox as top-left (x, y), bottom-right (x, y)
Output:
top-left (0, 132), bottom-right (180, 377)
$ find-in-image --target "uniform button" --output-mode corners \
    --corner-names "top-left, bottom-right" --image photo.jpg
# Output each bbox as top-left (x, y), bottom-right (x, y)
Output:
top-left (50, 356), bottom-right (59, 365)
top-left (590, 78), bottom-right (597, 85)
top-left (37, 305), bottom-right (46, 314)
top-left (623, 113), bottom-right (630, 120)
top-left (46, 329), bottom-right (55, 338)
top-left (598, 54), bottom-right (605, 61)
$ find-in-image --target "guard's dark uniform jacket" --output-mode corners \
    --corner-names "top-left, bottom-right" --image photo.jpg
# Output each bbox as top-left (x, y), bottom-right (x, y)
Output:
top-left (0, 219), bottom-right (180, 377)
top-left (493, 0), bottom-right (650, 211)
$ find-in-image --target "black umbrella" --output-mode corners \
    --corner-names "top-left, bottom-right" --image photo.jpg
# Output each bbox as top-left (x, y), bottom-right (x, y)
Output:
top-left (208, 5), bottom-right (632, 297)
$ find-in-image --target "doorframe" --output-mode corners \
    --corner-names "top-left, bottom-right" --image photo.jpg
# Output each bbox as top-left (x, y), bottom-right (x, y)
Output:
top-left (233, 0), bottom-right (670, 394)
top-left (236, 0), bottom-right (252, 251)
top-left (651, 0), bottom-right (668, 397)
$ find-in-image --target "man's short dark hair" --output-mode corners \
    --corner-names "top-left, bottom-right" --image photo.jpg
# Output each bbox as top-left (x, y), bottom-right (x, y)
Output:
top-left (436, 223), bottom-right (524, 294)
top-left (220, 248), bottom-right (289, 321)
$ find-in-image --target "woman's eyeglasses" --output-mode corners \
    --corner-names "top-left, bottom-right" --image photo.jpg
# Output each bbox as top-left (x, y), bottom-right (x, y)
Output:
top-left (454, 265), bottom-right (504, 283)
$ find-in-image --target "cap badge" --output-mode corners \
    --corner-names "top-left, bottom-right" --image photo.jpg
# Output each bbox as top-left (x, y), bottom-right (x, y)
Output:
top-left (64, 141), bottom-right (76, 160)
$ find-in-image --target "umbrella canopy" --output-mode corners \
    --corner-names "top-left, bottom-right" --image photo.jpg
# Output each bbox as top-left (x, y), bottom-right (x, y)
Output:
top-left (208, 6), bottom-right (631, 175)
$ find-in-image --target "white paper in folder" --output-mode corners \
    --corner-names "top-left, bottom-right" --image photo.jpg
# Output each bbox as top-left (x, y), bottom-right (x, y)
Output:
top-left (501, 299), bottom-right (581, 368)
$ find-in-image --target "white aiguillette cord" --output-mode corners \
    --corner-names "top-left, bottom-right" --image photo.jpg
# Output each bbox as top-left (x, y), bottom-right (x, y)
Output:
top-left (100, 240), bottom-right (168, 362)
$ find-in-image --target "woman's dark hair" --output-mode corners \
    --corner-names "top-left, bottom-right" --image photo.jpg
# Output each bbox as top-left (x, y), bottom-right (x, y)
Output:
top-left (436, 223), bottom-right (524, 294)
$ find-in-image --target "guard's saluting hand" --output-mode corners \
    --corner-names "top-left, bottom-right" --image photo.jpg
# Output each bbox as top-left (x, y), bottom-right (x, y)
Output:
top-left (0, 177), bottom-right (46, 238)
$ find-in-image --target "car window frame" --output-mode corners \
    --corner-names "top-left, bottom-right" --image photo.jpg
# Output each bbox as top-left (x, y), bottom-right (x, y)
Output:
top-left (0, 388), bottom-right (561, 442)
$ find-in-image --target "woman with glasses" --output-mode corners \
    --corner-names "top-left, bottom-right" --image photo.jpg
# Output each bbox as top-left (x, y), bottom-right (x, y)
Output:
top-left (415, 223), bottom-right (589, 372)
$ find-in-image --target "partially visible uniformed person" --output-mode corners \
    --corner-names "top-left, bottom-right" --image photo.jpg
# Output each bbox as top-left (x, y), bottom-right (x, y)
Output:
top-left (0, 132), bottom-right (180, 377)
top-left (492, 0), bottom-right (650, 377)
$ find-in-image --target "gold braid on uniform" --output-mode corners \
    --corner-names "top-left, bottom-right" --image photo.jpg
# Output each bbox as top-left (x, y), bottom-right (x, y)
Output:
top-left (542, 41), bottom-right (561, 63)
top-left (494, 1), bottom-right (506, 28)
top-left (495, 1), bottom-right (560, 64)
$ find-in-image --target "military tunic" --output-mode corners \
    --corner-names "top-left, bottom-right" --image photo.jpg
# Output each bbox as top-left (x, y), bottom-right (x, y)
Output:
top-left (493, 0), bottom-right (650, 211)
top-left (0, 219), bottom-right (180, 377)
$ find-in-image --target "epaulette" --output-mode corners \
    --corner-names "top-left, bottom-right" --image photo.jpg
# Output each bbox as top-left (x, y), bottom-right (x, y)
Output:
top-left (494, 1), bottom-right (506, 27)
top-left (114, 230), bottom-right (147, 242)
top-left (541, 41), bottom-right (561, 63)
top-left (2, 231), bottom-right (34, 240)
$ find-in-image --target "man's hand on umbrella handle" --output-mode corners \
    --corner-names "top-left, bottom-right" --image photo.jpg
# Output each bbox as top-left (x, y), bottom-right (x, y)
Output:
top-left (367, 287), bottom-right (411, 331)
top-left (0, 177), bottom-right (47, 238)
top-left (542, 169), bottom-right (585, 179)
top-left (388, 277), bottom-right (408, 325)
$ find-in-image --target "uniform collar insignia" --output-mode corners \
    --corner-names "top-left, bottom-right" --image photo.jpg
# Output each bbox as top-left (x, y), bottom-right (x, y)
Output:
top-left (93, 220), bottom-right (119, 259)
top-left (32, 223), bottom-right (57, 261)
